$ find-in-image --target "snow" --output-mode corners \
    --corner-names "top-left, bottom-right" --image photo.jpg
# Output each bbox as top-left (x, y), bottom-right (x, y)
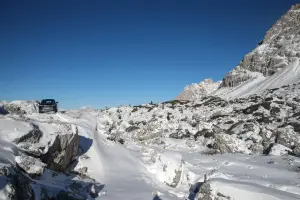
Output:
top-left (210, 178), bottom-right (300, 200)
top-left (216, 59), bottom-right (300, 99)
top-left (268, 144), bottom-right (292, 156)
top-left (0, 97), bottom-right (300, 199)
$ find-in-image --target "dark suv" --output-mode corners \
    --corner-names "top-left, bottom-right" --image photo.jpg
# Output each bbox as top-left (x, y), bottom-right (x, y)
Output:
top-left (39, 99), bottom-right (58, 113)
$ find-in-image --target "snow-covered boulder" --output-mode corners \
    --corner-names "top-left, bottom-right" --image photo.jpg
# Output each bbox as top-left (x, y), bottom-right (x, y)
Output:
top-left (0, 100), bottom-right (39, 115)
top-left (268, 143), bottom-right (292, 156)
top-left (213, 134), bottom-right (250, 154)
top-left (293, 144), bottom-right (300, 156)
top-left (41, 127), bottom-right (80, 172)
top-left (276, 125), bottom-right (300, 148)
top-left (15, 154), bottom-right (46, 176)
top-left (148, 152), bottom-right (184, 188)
top-left (13, 122), bottom-right (80, 172)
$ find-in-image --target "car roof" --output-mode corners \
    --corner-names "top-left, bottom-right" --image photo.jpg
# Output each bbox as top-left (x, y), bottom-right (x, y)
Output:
top-left (41, 99), bottom-right (55, 101)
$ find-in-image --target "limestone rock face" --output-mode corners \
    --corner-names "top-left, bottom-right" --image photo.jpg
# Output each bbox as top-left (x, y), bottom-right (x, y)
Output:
top-left (177, 5), bottom-right (300, 101)
top-left (176, 79), bottom-right (221, 101)
top-left (220, 4), bottom-right (300, 88)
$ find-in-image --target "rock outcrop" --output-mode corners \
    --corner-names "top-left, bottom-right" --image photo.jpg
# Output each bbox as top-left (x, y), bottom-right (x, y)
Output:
top-left (177, 5), bottom-right (300, 101)
top-left (221, 4), bottom-right (300, 88)
top-left (15, 123), bottom-right (80, 172)
top-left (176, 79), bottom-right (221, 101)
top-left (42, 131), bottom-right (80, 172)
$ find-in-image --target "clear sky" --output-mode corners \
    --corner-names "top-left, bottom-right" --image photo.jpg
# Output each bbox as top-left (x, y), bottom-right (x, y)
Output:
top-left (1, 0), bottom-right (298, 109)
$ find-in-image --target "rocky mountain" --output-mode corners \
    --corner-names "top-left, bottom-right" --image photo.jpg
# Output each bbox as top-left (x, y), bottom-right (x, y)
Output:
top-left (221, 4), bottom-right (300, 87)
top-left (178, 4), bottom-right (300, 100)
top-left (176, 79), bottom-right (221, 101)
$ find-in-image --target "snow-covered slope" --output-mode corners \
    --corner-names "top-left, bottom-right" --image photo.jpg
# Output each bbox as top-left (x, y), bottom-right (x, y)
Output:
top-left (176, 79), bottom-right (221, 101)
top-left (177, 4), bottom-right (300, 100)
top-left (221, 4), bottom-right (300, 88)
top-left (215, 58), bottom-right (300, 98)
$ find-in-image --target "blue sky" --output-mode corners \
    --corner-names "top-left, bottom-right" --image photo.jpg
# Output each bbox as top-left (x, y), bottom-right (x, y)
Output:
top-left (0, 0), bottom-right (298, 108)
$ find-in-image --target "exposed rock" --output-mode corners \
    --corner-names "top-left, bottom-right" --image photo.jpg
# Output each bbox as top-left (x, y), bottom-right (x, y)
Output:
top-left (243, 104), bottom-right (261, 114)
top-left (176, 79), bottom-right (221, 101)
top-left (293, 144), bottom-right (300, 156)
top-left (125, 126), bottom-right (140, 132)
top-left (14, 124), bottom-right (43, 144)
top-left (221, 4), bottom-right (300, 88)
top-left (213, 134), bottom-right (250, 154)
top-left (15, 154), bottom-right (46, 177)
top-left (195, 182), bottom-right (213, 200)
top-left (194, 129), bottom-right (214, 140)
top-left (42, 132), bottom-right (80, 172)
top-left (276, 126), bottom-right (300, 148)
top-left (268, 143), bottom-right (292, 156)
top-left (0, 101), bottom-right (39, 115)
top-left (169, 128), bottom-right (191, 139)
top-left (3, 104), bottom-right (26, 115)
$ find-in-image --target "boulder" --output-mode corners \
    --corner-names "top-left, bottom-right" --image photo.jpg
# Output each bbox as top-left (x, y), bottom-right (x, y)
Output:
top-left (154, 152), bottom-right (183, 188)
top-left (1, 101), bottom-right (39, 115)
top-left (194, 129), bottom-right (214, 140)
top-left (125, 126), bottom-right (140, 132)
top-left (169, 128), bottom-right (191, 139)
top-left (276, 125), bottom-right (300, 148)
top-left (42, 131), bottom-right (80, 172)
top-left (293, 144), bottom-right (300, 156)
top-left (213, 134), bottom-right (250, 154)
top-left (268, 144), bottom-right (292, 156)
top-left (15, 154), bottom-right (46, 176)
top-left (195, 182), bottom-right (213, 200)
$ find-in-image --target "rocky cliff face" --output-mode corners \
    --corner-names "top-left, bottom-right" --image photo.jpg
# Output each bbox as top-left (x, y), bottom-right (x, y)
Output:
top-left (221, 4), bottom-right (300, 88)
top-left (176, 4), bottom-right (300, 100)
top-left (176, 79), bottom-right (221, 101)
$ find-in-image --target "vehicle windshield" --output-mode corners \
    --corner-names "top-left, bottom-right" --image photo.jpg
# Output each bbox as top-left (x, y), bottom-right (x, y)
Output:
top-left (41, 99), bottom-right (55, 105)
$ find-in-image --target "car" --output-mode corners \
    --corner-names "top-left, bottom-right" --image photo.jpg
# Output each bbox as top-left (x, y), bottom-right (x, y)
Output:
top-left (39, 99), bottom-right (58, 113)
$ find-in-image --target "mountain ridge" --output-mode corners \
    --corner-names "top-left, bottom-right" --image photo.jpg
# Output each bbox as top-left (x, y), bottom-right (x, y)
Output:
top-left (177, 4), bottom-right (300, 100)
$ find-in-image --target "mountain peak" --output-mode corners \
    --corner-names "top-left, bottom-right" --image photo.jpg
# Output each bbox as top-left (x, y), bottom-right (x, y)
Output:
top-left (220, 4), bottom-right (300, 88)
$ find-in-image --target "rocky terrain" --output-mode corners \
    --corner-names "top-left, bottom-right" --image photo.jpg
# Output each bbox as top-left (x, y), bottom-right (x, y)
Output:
top-left (176, 79), bottom-right (221, 101)
top-left (221, 4), bottom-right (300, 88)
top-left (0, 106), bottom-right (103, 199)
top-left (0, 3), bottom-right (299, 200)
top-left (1, 78), bottom-right (300, 199)
top-left (178, 4), bottom-right (300, 100)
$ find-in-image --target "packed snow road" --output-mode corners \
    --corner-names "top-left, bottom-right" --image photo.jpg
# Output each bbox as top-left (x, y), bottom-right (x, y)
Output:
top-left (53, 111), bottom-right (177, 199)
